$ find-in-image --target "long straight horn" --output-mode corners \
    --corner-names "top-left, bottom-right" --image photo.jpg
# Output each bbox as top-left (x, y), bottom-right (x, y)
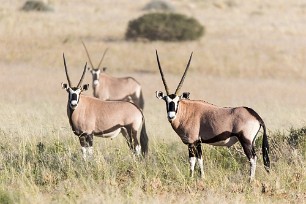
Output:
top-left (174, 52), bottom-right (193, 95)
top-left (97, 48), bottom-right (109, 69)
top-left (77, 62), bottom-right (87, 88)
top-left (156, 50), bottom-right (169, 95)
top-left (81, 40), bottom-right (95, 69)
top-left (63, 53), bottom-right (72, 87)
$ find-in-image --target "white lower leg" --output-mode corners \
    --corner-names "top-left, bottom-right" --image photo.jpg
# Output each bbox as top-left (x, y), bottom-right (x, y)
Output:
top-left (197, 157), bottom-right (204, 178)
top-left (135, 145), bottom-right (141, 156)
top-left (249, 156), bottom-right (257, 181)
top-left (81, 147), bottom-right (87, 160)
top-left (87, 146), bottom-right (94, 159)
top-left (189, 157), bottom-right (196, 177)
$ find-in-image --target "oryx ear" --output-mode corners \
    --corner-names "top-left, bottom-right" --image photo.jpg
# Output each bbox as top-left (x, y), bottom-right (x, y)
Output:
top-left (156, 91), bottom-right (165, 99)
top-left (181, 92), bottom-right (190, 99)
top-left (102, 67), bottom-right (107, 72)
top-left (82, 84), bottom-right (89, 91)
top-left (61, 83), bottom-right (68, 90)
top-left (87, 66), bottom-right (92, 71)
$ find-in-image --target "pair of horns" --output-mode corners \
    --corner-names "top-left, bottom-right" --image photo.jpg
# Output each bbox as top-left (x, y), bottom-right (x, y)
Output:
top-left (82, 41), bottom-right (108, 70)
top-left (156, 50), bottom-right (193, 95)
top-left (63, 53), bottom-right (87, 88)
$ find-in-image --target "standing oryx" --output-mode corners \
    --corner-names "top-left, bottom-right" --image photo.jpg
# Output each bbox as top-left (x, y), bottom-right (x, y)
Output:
top-left (155, 50), bottom-right (270, 181)
top-left (61, 53), bottom-right (148, 159)
top-left (82, 41), bottom-right (145, 110)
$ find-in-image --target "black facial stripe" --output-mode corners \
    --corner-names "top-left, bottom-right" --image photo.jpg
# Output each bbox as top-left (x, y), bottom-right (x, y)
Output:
top-left (168, 101), bottom-right (176, 112)
top-left (93, 73), bottom-right (99, 81)
top-left (71, 93), bottom-right (78, 101)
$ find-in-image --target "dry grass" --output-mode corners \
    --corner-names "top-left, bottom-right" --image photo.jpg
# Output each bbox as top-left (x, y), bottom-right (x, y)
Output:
top-left (0, 0), bottom-right (306, 203)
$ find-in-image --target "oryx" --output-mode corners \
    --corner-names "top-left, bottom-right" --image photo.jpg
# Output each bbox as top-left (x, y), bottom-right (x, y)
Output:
top-left (82, 41), bottom-right (145, 110)
top-left (61, 53), bottom-right (148, 159)
top-left (155, 50), bottom-right (270, 181)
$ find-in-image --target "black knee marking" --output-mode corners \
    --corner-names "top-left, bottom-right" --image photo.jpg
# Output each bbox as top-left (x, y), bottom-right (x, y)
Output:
top-left (240, 142), bottom-right (256, 160)
top-left (188, 141), bottom-right (202, 158)
top-left (86, 134), bottom-right (93, 147)
top-left (79, 134), bottom-right (93, 147)
top-left (79, 135), bottom-right (87, 147)
top-left (188, 144), bottom-right (196, 158)
top-left (196, 141), bottom-right (202, 158)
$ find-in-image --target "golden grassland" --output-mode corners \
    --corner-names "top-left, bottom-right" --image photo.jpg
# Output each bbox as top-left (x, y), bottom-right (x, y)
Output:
top-left (0, 0), bottom-right (305, 203)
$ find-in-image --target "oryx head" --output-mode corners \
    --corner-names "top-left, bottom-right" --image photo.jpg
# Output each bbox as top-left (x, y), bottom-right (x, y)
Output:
top-left (82, 41), bottom-right (108, 87)
top-left (61, 53), bottom-right (89, 110)
top-left (155, 50), bottom-right (193, 121)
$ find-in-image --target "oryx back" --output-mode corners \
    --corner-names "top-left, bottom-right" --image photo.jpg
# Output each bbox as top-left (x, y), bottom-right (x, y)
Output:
top-left (69, 95), bottom-right (143, 137)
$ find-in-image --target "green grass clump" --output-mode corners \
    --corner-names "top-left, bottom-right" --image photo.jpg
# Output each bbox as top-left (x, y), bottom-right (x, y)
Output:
top-left (0, 190), bottom-right (14, 204)
top-left (0, 126), bottom-right (305, 203)
top-left (125, 13), bottom-right (204, 41)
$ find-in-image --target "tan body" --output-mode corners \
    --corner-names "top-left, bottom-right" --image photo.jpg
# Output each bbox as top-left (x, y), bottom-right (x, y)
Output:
top-left (155, 50), bottom-right (269, 181)
top-left (171, 100), bottom-right (260, 147)
top-left (93, 73), bottom-right (144, 110)
top-left (81, 41), bottom-right (144, 110)
top-left (61, 53), bottom-right (148, 159)
top-left (68, 95), bottom-right (143, 138)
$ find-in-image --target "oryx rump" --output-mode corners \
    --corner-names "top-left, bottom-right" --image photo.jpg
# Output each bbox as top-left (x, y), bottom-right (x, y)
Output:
top-left (61, 53), bottom-right (148, 159)
top-left (82, 41), bottom-right (144, 110)
top-left (155, 50), bottom-right (270, 181)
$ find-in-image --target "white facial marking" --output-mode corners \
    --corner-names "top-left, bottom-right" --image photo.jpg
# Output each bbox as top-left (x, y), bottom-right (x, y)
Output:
top-left (93, 80), bottom-right (99, 85)
top-left (71, 100), bottom-right (77, 106)
top-left (69, 88), bottom-right (81, 109)
top-left (165, 95), bottom-right (180, 121)
top-left (168, 111), bottom-right (176, 119)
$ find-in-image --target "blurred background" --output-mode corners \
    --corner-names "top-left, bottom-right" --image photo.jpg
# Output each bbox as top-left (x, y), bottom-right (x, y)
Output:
top-left (0, 1), bottom-right (305, 203)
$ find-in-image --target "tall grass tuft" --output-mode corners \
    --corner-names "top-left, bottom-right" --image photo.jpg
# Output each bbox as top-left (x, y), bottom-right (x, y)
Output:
top-left (0, 126), bottom-right (305, 203)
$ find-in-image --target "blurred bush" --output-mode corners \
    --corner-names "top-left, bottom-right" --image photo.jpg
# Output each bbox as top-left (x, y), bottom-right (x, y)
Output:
top-left (125, 13), bottom-right (204, 41)
top-left (287, 127), bottom-right (306, 152)
top-left (21, 0), bottom-right (54, 12)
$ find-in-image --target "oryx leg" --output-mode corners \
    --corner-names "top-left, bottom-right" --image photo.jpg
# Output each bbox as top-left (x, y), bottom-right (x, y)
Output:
top-left (79, 133), bottom-right (93, 160)
top-left (86, 134), bottom-right (94, 159)
top-left (122, 128), bottom-right (133, 150)
top-left (131, 128), bottom-right (141, 156)
top-left (196, 141), bottom-right (204, 178)
top-left (188, 141), bottom-right (204, 178)
top-left (239, 137), bottom-right (257, 182)
top-left (123, 127), bottom-right (141, 156)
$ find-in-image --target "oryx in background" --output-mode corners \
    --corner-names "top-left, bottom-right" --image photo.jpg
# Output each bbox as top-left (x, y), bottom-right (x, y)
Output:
top-left (61, 53), bottom-right (148, 159)
top-left (82, 41), bottom-right (145, 110)
top-left (155, 50), bottom-right (270, 181)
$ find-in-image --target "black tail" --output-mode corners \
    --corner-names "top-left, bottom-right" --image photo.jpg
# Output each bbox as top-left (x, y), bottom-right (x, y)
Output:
top-left (140, 119), bottom-right (148, 156)
top-left (139, 89), bottom-right (145, 110)
top-left (262, 123), bottom-right (270, 172)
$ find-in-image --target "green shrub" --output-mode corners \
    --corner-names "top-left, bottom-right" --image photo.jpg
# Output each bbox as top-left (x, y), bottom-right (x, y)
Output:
top-left (0, 190), bottom-right (14, 204)
top-left (125, 13), bottom-right (204, 41)
top-left (20, 1), bottom-right (54, 12)
top-left (287, 127), bottom-right (306, 154)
